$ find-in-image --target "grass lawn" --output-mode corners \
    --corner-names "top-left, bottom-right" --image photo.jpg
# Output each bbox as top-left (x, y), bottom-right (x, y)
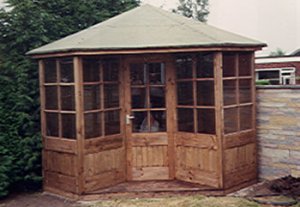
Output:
top-left (83, 196), bottom-right (261, 207)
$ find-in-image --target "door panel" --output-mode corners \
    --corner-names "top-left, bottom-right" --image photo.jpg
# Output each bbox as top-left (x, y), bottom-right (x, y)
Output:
top-left (125, 56), bottom-right (171, 181)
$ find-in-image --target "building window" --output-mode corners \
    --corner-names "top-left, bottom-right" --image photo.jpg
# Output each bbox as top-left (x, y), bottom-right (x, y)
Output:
top-left (176, 53), bottom-right (216, 135)
top-left (256, 67), bottom-right (296, 85)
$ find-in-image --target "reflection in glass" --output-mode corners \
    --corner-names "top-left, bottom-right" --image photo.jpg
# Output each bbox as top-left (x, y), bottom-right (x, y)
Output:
top-left (239, 53), bottom-right (252, 76)
top-left (149, 63), bottom-right (165, 84)
top-left (62, 114), bottom-right (76, 139)
top-left (177, 82), bottom-right (193, 105)
top-left (105, 110), bottom-right (120, 135)
top-left (130, 63), bottom-right (146, 85)
top-left (104, 84), bottom-right (119, 108)
top-left (151, 111), bottom-right (166, 132)
top-left (60, 58), bottom-right (74, 83)
top-left (176, 57), bottom-right (193, 79)
top-left (197, 109), bottom-right (215, 134)
top-left (240, 105), bottom-right (252, 130)
top-left (103, 60), bottom-right (119, 81)
top-left (223, 80), bottom-right (237, 106)
top-left (197, 53), bottom-right (214, 78)
top-left (239, 79), bottom-right (252, 103)
top-left (85, 113), bottom-right (101, 138)
top-left (46, 113), bottom-right (59, 137)
top-left (61, 86), bottom-right (75, 111)
top-left (223, 53), bottom-right (236, 77)
top-left (84, 85), bottom-right (100, 111)
top-left (83, 58), bottom-right (100, 82)
top-left (150, 87), bottom-right (165, 108)
top-left (177, 108), bottom-right (194, 132)
top-left (44, 59), bottom-right (57, 83)
top-left (132, 111), bottom-right (147, 132)
top-left (197, 81), bottom-right (214, 106)
top-left (224, 107), bottom-right (238, 134)
top-left (131, 87), bottom-right (146, 109)
top-left (45, 86), bottom-right (58, 110)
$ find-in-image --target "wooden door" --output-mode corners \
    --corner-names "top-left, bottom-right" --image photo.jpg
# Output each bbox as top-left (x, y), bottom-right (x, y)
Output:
top-left (124, 55), bottom-right (175, 181)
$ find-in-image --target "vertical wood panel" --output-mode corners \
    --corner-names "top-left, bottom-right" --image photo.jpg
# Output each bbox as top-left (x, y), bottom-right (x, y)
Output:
top-left (74, 56), bottom-right (84, 194)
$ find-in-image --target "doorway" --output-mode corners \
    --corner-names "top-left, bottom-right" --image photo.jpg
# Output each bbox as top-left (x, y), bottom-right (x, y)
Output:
top-left (124, 55), bottom-right (175, 181)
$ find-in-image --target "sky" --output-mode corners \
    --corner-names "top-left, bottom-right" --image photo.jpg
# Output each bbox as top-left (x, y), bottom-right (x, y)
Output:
top-left (142, 0), bottom-right (300, 56)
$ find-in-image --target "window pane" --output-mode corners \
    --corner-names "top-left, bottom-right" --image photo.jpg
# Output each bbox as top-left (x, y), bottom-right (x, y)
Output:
top-left (46, 113), bottom-right (59, 137)
top-left (197, 109), bottom-right (215, 134)
top-left (84, 85), bottom-right (100, 111)
top-left (239, 53), bottom-right (252, 76)
top-left (45, 86), bottom-right (58, 110)
top-left (103, 60), bottom-right (119, 81)
top-left (151, 111), bottom-right (166, 132)
top-left (223, 53), bottom-right (236, 77)
top-left (149, 63), bottom-right (165, 84)
top-left (83, 58), bottom-right (100, 82)
top-left (61, 114), bottom-right (76, 139)
top-left (60, 58), bottom-right (74, 83)
top-left (85, 112), bottom-right (101, 138)
top-left (176, 57), bottom-right (193, 79)
top-left (239, 79), bottom-right (252, 103)
top-left (130, 63), bottom-right (146, 85)
top-left (131, 87), bottom-right (147, 109)
top-left (104, 84), bottom-right (119, 108)
top-left (177, 108), bottom-right (194, 132)
top-left (197, 53), bottom-right (214, 78)
top-left (258, 70), bottom-right (280, 85)
top-left (132, 111), bottom-right (147, 132)
top-left (44, 59), bottom-right (57, 83)
top-left (177, 82), bottom-right (193, 105)
top-left (224, 107), bottom-right (238, 134)
top-left (150, 87), bottom-right (165, 108)
top-left (105, 110), bottom-right (120, 135)
top-left (240, 105), bottom-right (253, 130)
top-left (61, 86), bottom-right (75, 111)
top-left (197, 81), bottom-right (214, 106)
top-left (223, 80), bottom-right (237, 106)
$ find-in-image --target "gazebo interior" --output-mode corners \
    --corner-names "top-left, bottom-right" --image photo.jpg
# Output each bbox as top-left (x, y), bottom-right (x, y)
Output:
top-left (28, 5), bottom-right (266, 199)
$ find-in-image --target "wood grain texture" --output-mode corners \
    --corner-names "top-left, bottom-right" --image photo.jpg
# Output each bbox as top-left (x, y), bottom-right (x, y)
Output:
top-left (44, 171), bottom-right (77, 193)
top-left (45, 137), bottom-right (77, 154)
top-left (132, 167), bottom-right (169, 181)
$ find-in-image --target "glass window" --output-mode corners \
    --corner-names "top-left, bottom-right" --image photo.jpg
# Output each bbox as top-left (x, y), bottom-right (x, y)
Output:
top-left (44, 59), bottom-right (57, 83)
top-left (46, 113), bottom-right (59, 137)
top-left (132, 111), bottom-right (147, 132)
top-left (59, 58), bottom-right (74, 83)
top-left (84, 85), bottom-right (100, 111)
top-left (150, 87), bottom-right (165, 108)
top-left (223, 80), bottom-right (237, 106)
top-left (197, 109), bottom-right (215, 134)
top-left (197, 81), bottom-right (214, 106)
top-left (130, 63), bottom-right (146, 85)
top-left (239, 53), bottom-right (252, 76)
top-left (103, 60), bottom-right (119, 81)
top-left (105, 110), bottom-right (120, 135)
top-left (45, 86), bottom-right (58, 110)
top-left (176, 57), bottom-right (193, 79)
top-left (240, 106), bottom-right (253, 130)
top-left (60, 86), bottom-right (75, 111)
top-left (85, 112), bottom-right (101, 138)
top-left (239, 79), bottom-right (252, 103)
top-left (224, 107), bottom-right (238, 134)
top-left (177, 108), bottom-right (194, 132)
top-left (61, 114), bottom-right (76, 139)
top-left (223, 53), bottom-right (236, 77)
top-left (197, 53), bottom-right (214, 78)
top-left (177, 82), bottom-right (193, 105)
top-left (131, 87), bottom-right (147, 109)
top-left (104, 84), bottom-right (119, 108)
top-left (151, 111), bottom-right (166, 132)
top-left (83, 58), bottom-right (100, 82)
top-left (149, 63), bottom-right (165, 84)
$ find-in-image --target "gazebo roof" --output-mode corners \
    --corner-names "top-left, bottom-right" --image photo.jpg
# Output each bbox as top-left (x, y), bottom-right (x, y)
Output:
top-left (28, 4), bottom-right (266, 56)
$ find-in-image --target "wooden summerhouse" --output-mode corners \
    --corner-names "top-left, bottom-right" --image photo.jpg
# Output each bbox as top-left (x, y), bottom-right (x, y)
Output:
top-left (28, 5), bottom-right (266, 199)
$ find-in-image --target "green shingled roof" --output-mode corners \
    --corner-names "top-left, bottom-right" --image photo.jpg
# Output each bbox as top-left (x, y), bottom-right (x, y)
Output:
top-left (28, 4), bottom-right (266, 55)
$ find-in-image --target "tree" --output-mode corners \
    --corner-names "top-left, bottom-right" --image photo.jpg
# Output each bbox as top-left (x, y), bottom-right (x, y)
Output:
top-left (269, 48), bottom-right (286, 57)
top-left (174, 0), bottom-right (209, 22)
top-left (0, 0), bottom-right (140, 197)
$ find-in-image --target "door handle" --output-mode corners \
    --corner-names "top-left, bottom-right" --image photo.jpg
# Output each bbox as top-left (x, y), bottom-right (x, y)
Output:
top-left (126, 114), bottom-right (135, 124)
